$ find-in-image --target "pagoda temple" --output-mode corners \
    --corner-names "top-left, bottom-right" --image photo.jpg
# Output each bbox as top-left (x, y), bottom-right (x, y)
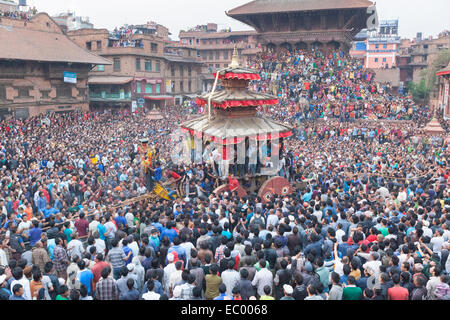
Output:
top-left (227, 0), bottom-right (374, 52)
top-left (181, 48), bottom-right (294, 200)
top-left (423, 117), bottom-right (446, 136)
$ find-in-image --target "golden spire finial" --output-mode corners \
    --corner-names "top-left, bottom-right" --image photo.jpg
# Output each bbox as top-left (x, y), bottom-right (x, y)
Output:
top-left (228, 44), bottom-right (240, 69)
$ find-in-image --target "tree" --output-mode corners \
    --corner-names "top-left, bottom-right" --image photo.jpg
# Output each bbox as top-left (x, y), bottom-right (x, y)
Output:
top-left (408, 79), bottom-right (428, 100)
top-left (409, 50), bottom-right (450, 101)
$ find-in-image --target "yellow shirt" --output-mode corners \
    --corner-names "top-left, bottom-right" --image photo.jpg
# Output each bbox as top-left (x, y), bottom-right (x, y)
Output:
top-left (349, 269), bottom-right (361, 281)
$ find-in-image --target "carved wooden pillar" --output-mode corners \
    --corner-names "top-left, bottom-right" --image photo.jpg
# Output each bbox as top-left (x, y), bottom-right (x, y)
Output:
top-left (298, 13), bottom-right (304, 31)
top-left (288, 13), bottom-right (296, 32)
top-left (320, 12), bottom-right (327, 30)
top-left (338, 11), bottom-right (344, 29)
top-left (272, 13), bottom-right (279, 30)
top-left (305, 14), bottom-right (311, 31)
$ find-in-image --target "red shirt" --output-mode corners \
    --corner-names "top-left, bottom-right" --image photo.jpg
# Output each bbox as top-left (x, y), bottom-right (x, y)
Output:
top-left (387, 286), bottom-right (409, 300)
top-left (74, 218), bottom-right (89, 238)
top-left (170, 171), bottom-right (181, 180)
top-left (358, 239), bottom-right (371, 252)
top-left (91, 261), bottom-right (111, 290)
top-left (42, 189), bottom-right (50, 203)
top-left (228, 176), bottom-right (239, 192)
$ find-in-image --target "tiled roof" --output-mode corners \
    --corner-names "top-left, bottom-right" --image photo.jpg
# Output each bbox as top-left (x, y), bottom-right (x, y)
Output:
top-left (88, 76), bottom-right (133, 84)
top-left (0, 23), bottom-right (111, 65)
top-left (227, 0), bottom-right (373, 16)
top-left (181, 115), bottom-right (292, 139)
top-left (198, 90), bottom-right (276, 103)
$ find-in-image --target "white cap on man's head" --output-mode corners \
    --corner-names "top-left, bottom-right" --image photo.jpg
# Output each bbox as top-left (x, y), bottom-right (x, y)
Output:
top-left (173, 286), bottom-right (182, 298)
top-left (283, 284), bottom-right (293, 295)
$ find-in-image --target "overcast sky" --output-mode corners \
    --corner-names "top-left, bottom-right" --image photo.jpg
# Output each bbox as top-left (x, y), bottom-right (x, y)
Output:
top-left (26, 0), bottom-right (449, 40)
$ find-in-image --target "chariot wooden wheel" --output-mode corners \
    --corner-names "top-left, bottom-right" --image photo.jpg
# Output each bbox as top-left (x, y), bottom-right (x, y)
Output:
top-left (213, 184), bottom-right (248, 198)
top-left (258, 177), bottom-right (293, 203)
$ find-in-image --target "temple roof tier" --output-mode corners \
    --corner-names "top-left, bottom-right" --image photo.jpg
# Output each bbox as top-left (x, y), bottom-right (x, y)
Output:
top-left (196, 90), bottom-right (278, 109)
top-left (181, 116), bottom-right (292, 144)
top-left (213, 68), bottom-right (261, 80)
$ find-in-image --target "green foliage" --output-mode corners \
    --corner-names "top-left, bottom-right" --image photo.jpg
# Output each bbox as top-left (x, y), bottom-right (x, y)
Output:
top-left (408, 79), bottom-right (429, 100)
top-left (409, 50), bottom-right (450, 101)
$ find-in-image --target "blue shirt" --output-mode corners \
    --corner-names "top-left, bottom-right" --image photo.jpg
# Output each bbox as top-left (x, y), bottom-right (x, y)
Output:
top-left (322, 205), bottom-right (336, 217)
top-left (2, 219), bottom-right (17, 229)
top-left (406, 227), bottom-right (415, 236)
top-left (304, 240), bottom-right (323, 257)
top-left (340, 275), bottom-right (349, 285)
top-left (28, 227), bottom-right (42, 246)
top-left (141, 279), bottom-right (163, 296)
top-left (214, 293), bottom-right (231, 300)
top-left (123, 245), bottom-right (133, 265)
top-left (149, 236), bottom-right (160, 251)
top-left (78, 269), bottom-right (94, 295)
top-left (115, 216), bottom-right (127, 229)
top-left (47, 238), bottom-right (56, 260)
top-left (142, 257), bottom-right (153, 271)
top-left (302, 192), bottom-right (312, 202)
top-left (160, 228), bottom-right (178, 243)
top-left (120, 288), bottom-right (140, 300)
top-left (152, 222), bottom-right (164, 234)
top-left (36, 197), bottom-right (47, 212)
top-left (221, 230), bottom-right (232, 240)
top-left (153, 167), bottom-right (162, 181)
top-left (168, 245), bottom-right (186, 265)
top-left (153, 280), bottom-right (163, 295)
top-left (245, 212), bottom-right (254, 228)
top-left (54, 200), bottom-right (63, 211)
top-left (174, 209), bottom-right (183, 218)
top-left (97, 224), bottom-right (106, 241)
top-left (43, 207), bottom-right (59, 219)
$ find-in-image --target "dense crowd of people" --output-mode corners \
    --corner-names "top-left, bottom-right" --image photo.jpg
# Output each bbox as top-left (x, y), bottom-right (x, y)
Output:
top-left (0, 7), bottom-right (37, 21)
top-left (247, 49), bottom-right (431, 125)
top-left (109, 26), bottom-right (144, 48)
top-left (0, 47), bottom-right (449, 301)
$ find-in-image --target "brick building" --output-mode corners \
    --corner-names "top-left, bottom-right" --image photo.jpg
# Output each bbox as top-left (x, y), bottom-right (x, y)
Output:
top-left (163, 43), bottom-right (203, 105)
top-left (68, 23), bottom-right (202, 110)
top-left (179, 23), bottom-right (259, 93)
top-left (0, 12), bottom-right (110, 118)
top-left (397, 39), bottom-right (414, 83)
top-left (0, 0), bottom-right (18, 12)
top-left (398, 32), bottom-right (450, 84)
top-left (179, 23), bottom-right (259, 68)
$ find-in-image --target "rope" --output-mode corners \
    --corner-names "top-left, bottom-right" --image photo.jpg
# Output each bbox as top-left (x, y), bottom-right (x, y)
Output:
top-left (40, 192), bottom-right (158, 232)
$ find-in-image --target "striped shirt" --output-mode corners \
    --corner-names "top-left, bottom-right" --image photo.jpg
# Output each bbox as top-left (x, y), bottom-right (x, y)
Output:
top-left (178, 283), bottom-right (195, 300)
top-left (107, 247), bottom-right (126, 269)
top-left (95, 277), bottom-right (119, 300)
top-left (53, 245), bottom-right (69, 272)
